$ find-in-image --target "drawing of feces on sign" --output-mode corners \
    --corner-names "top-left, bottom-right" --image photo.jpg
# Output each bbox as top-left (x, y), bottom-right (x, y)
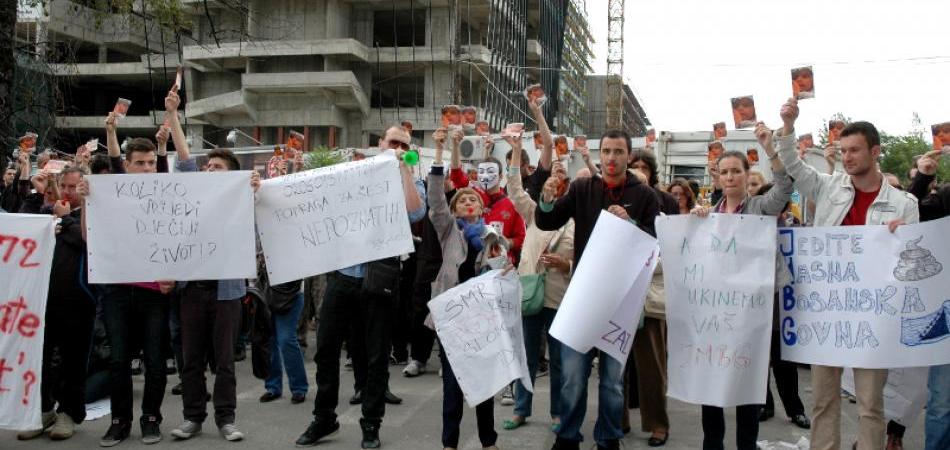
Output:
top-left (428, 270), bottom-right (530, 407)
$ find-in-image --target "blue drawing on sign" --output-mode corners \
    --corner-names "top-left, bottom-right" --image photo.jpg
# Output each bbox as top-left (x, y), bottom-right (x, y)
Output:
top-left (901, 300), bottom-right (950, 346)
top-left (893, 236), bottom-right (942, 282)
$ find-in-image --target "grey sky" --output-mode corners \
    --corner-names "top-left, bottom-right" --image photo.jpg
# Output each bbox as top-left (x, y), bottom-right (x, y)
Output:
top-left (585, 0), bottom-right (950, 139)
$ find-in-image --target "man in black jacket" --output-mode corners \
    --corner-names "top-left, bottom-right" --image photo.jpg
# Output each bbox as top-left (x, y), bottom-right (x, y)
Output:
top-left (536, 129), bottom-right (659, 450)
top-left (17, 167), bottom-right (96, 441)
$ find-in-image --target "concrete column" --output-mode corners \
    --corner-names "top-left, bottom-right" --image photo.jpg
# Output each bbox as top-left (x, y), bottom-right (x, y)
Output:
top-left (98, 46), bottom-right (108, 63)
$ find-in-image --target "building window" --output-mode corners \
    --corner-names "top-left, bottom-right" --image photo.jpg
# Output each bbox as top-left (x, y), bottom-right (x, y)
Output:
top-left (669, 165), bottom-right (706, 182)
top-left (373, 10), bottom-right (426, 47)
top-left (371, 76), bottom-right (425, 108)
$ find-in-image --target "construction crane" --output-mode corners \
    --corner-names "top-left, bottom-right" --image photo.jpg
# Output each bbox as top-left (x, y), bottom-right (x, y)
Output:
top-left (605, 0), bottom-right (624, 130)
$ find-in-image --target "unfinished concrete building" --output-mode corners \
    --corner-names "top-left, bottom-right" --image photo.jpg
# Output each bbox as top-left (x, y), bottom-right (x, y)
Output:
top-left (16, 0), bottom-right (594, 153)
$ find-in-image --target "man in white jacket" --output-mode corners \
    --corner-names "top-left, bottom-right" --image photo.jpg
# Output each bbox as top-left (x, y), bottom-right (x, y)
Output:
top-left (775, 98), bottom-right (918, 450)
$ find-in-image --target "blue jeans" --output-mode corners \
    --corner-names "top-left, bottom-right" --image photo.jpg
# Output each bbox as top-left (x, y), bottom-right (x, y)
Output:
top-left (266, 293), bottom-right (309, 396)
top-left (514, 307), bottom-right (562, 419)
top-left (557, 346), bottom-right (624, 446)
top-left (925, 363), bottom-right (950, 450)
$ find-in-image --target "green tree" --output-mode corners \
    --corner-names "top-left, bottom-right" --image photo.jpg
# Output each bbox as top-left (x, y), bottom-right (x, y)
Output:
top-left (880, 132), bottom-right (950, 185)
top-left (303, 146), bottom-right (345, 170)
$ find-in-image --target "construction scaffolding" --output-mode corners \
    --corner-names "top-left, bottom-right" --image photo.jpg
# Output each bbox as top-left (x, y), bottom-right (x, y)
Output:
top-left (606, 0), bottom-right (625, 130)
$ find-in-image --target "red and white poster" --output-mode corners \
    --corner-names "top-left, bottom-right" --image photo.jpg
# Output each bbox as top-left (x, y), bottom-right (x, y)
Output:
top-left (0, 214), bottom-right (55, 430)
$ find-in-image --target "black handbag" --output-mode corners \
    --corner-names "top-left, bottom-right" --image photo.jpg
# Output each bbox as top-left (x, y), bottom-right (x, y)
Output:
top-left (266, 281), bottom-right (301, 314)
top-left (362, 257), bottom-right (402, 297)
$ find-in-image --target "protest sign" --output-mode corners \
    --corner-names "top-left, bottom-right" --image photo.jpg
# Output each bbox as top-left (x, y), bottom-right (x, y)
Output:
top-left (254, 152), bottom-right (415, 285)
top-left (0, 214), bottom-right (55, 430)
top-left (550, 211), bottom-right (657, 367)
top-left (657, 214), bottom-right (776, 407)
top-left (779, 216), bottom-right (950, 368)
top-left (842, 366), bottom-right (928, 428)
top-left (84, 172), bottom-right (256, 283)
top-left (428, 270), bottom-right (529, 407)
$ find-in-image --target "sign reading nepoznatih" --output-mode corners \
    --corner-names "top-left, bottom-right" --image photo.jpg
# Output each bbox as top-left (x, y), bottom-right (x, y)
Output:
top-left (255, 153), bottom-right (414, 285)
top-left (779, 216), bottom-right (950, 368)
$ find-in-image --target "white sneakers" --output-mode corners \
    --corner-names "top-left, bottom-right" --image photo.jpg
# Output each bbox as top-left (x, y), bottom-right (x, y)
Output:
top-left (17, 411), bottom-right (56, 440)
top-left (500, 384), bottom-right (515, 406)
top-left (49, 413), bottom-right (76, 440)
top-left (219, 423), bottom-right (245, 441)
top-left (403, 359), bottom-right (427, 377)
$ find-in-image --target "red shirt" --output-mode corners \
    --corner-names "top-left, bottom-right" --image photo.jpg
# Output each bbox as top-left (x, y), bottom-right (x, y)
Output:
top-left (841, 188), bottom-right (879, 226)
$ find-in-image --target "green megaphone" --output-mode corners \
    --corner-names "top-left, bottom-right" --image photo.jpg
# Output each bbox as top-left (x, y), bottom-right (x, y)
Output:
top-left (401, 149), bottom-right (419, 166)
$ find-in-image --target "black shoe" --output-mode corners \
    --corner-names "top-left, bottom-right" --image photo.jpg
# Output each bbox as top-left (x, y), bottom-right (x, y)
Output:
top-left (171, 383), bottom-right (183, 395)
top-left (349, 390), bottom-right (363, 405)
top-left (791, 414), bottom-right (811, 429)
top-left (759, 407), bottom-right (775, 422)
top-left (259, 392), bottom-right (281, 403)
top-left (234, 348), bottom-right (246, 362)
top-left (648, 431), bottom-right (669, 447)
top-left (384, 390), bottom-right (402, 405)
top-left (99, 419), bottom-right (131, 447)
top-left (551, 438), bottom-right (581, 450)
top-left (597, 439), bottom-right (620, 450)
top-left (359, 418), bottom-right (381, 449)
top-left (291, 394), bottom-right (306, 404)
top-left (140, 415), bottom-right (162, 445)
top-left (295, 420), bottom-right (340, 447)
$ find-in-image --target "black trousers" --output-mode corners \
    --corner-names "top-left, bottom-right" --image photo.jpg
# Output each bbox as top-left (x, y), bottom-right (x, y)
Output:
top-left (102, 285), bottom-right (169, 423)
top-left (440, 344), bottom-right (497, 448)
top-left (313, 272), bottom-right (392, 426)
top-left (764, 331), bottom-right (805, 417)
top-left (179, 284), bottom-right (241, 426)
top-left (390, 252), bottom-right (416, 361)
top-left (701, 404), bottom-right (760, 450)
top-left (41, 297), bottom-right (96, 423)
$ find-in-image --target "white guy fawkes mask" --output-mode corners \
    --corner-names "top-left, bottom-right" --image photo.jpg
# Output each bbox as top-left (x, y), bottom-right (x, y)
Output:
top-left (477, 162), bottom-right (500, 191)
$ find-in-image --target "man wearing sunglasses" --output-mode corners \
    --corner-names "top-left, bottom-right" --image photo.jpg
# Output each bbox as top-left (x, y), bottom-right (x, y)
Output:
top-left (296, 126), bottom-right (426, 449)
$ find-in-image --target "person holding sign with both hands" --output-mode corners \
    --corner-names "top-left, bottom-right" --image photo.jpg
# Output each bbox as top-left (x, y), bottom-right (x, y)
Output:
top-left (536, 128), bottom-right (658, 450)
top-left (774, 98), bottom-right (918, 450)
top-left (428, 127), bottom-right (510, 450)
top-left (690, 116), bottom-right (795, 450)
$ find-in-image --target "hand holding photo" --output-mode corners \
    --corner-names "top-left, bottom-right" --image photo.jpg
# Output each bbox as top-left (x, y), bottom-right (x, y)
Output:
top-left (113, 98), bottom-right (131, 117)
top-left (475, 120), bottom-right (491, 136)
top-left (524, 84), bottom-right (547, 107)
top-left (172, 66), bottom-right (183, 92)
top-left (932, 122), bottom-right (950, 153)
top-left (554, 135), bottom-right (569, 158)
top-left (574, 135), bottom-right (587, 149)
top-left (829, 120), bottom-right (846, 144)
top-left (791, 66), bottom-right (815, 100)
top-left (461, 106), bottom-right (477, 125)
top-left (713, 122), bottom-right (727, 140)
top-left (746, 148), bottom-right (760, 164)
top-left (19, 132), bottom-right (38, 151)
top-left (708, 141), bottom-right (724, 163)
top-left (731, 95), bottom-right (757, 129)
top-left (441, 105), bottom-right (461, 127)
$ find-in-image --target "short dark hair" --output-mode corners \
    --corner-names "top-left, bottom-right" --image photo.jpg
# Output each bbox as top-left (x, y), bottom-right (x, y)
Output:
top-left (125, 138), bottom-right (156, 159)
top-left (717, 150), bottom-right (750, 171)
top-left (687, 179), bottom-right (700, 197)
top-left (208, 148), bottom-right (241, 170)
top-left (89, 154), bottom-right (112, 174)
top-left (599, 129), bottom-right (632, 153)
top-left (629, 149), bottom-right (659, 187)
top-left (59, 166), bottom-right (84, 179)
top-left (840, 121), bottom-right (881, 149)
top-left (504, 148), bottom-right (530, 165)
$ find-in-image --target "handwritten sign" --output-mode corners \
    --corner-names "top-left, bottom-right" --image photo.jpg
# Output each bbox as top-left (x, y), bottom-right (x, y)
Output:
top-left (0, 214), bottom-right (55, 430)
top-left (84, 172), bottom-right (256, 283)
top-left (657, 214), bottom-right (775, 407)
top-left (255, 153), bottom-right (415, 285)
top-left (779, 216), bottom-right (950, 368)
top-left (550, 211), bottom-right (657, 367)
top-left (428, 270), bottom-right (530, 407)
